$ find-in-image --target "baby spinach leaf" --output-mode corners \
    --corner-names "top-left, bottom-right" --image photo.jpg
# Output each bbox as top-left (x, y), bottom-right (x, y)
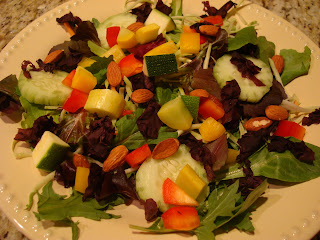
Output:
top-left (280, 46), bottom-right (311, 85)
top-left (228, 26), bottom-right (258, 52)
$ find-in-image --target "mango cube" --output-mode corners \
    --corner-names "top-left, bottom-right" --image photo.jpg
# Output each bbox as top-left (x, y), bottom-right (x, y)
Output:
top-left (74, 167), bottom-right (90, 193)
top-left (84, 89), bottom-right (126, 119)
top-left (144, 40), bottom-right (178, 56)
top-left (175, 164), bottom-right (206, 200)
top-left (100, 44), bottom-right (125, 63)
top-left (180, 32), bottom-right (200, 54)
top-left (136, 23), bottom-right (160, 44)
top-left (77, 57), bottom-right (96, 68)
top-left (117, 28), bottom-right (138, 49)
top-left (71, 66), bottom-right (97, 93)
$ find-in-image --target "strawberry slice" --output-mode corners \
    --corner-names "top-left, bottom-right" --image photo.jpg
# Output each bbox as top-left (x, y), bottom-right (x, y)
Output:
top-left (162, 178), bottom-right (198, 206)
top-left (162, 206), bottom-right (200, 230)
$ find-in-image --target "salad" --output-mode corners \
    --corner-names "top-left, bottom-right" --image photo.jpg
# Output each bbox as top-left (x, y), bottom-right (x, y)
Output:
top-left (0, 0), bottom-right (320, 239)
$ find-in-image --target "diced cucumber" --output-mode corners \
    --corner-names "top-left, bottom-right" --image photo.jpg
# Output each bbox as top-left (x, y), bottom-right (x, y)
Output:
top-left (32, 131), bottom-right (70, 172)
top-left (144, 9), bottom-right (176, 34)
top-left (95, 13), bottom-right (137, 49)
top-left (18, 70), bottom-right (72, 106)
top-left (143, 54), bottom-right (178, 77)
top-left (88, 40), bottom-right (107, 56)
top-left (213, 54), bottom-right (273, 103)
top-left (136, 145), bottom-right (209, 212)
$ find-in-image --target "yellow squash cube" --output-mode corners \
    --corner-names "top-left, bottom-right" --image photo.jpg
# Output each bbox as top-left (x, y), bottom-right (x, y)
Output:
top-left (175, 164), bottom-right (206, 200)
top-left (71, 66), bottom-right (97, 93)
top-left (77, 57), bottom-right (96, 68)
top-left (74, 167), bottom-right (90, 194)
top-left (144, 40), bottom-right (178, 56)
top-left (199, 117), bottom-right (226, 142)
top-left (136, 23), bottom-right (160, 44)
top-left (84, 89), bottom-right (126, 119)
top-left (180, 32), bottom-right (200, 54)
top-left (100, 44), bottom-right (125, 63)
top-left (117, 28), bottom-right (138, 49)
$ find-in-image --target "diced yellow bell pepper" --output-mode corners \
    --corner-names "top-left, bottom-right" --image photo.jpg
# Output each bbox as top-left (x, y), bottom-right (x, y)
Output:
top-left (100, 44), bottom-right (125, 63)
top-left (180, 32), bottom-right (200, 54)
top-left (136, 23), bottom-right (160, 44)
top-left (74, 167), bottom-right (90, 194)
top-left (117, 28), bottom-right (138, 49)
top-left (71, 66), bottom-right (97, 93)
top-left (199, 117), bottom-right (226, 142)
top-left (175, 164), bottom-right (206, 200)
top-left (226, 149), bottom-right (239, 165)
top-left (84, 89), bottom-right (126, 119)
top-left (77, 57), bottom-right (96, 68)
top-left (144, 40), bottom-right (178, 56)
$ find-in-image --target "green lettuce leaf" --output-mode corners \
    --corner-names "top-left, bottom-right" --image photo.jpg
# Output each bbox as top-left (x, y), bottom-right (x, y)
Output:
top-left (256, 36), bottom-right (275, 65)
top-left (280, 46), bottom-right (311, 85)
top-left (227, 26), bottom-right (258, 52)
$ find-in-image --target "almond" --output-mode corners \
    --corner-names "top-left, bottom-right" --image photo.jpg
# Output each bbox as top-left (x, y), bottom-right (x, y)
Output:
top-left (73, 153), bottom-right (90, 168)
top-left (127, 22), bottom-right (145, 33)
top-left (103, 145), bottom-right (128, 172)
top-left (199, 25), bottom-right (219, 36)
top-left (107, 61), bottom-right (122, 88)
top-left (131, 89), bottom-right (154, 103)
top-left (272, 55), bottom-right (284, 74)
top-left (44, 50), bottom-right (64, 64)
top-left (244, 117), bottom-right (273, 131)
top-left (152, 138), bottom-right (180, 160)
top-left (265, 105), bottom-right (289, 121)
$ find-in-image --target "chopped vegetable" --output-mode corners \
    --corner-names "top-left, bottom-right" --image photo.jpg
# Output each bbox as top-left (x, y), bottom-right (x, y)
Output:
top-left (71, 66), bottom-right (97, 93)
top-left (125, 143), bottom-right (151, 168)
top-left (274, 120), bottom-right (306, 140)
top-left (118, 54), bottom-right (143, 77)
top-left (74, 167), bottom-right (90, 193)
top-left (162, 206), bottom-right (200, 230)
top-left (106, 26), bottom-right (121, 48)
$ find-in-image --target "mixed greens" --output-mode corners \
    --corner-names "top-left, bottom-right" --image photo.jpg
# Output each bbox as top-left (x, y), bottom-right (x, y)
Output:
top-left (1, 0), bottom-right (320, 239)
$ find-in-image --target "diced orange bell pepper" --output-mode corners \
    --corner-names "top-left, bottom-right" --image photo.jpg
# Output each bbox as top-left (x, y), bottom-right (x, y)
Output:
top-left (198, 98), bottom-right (225, 120)
top-left (125, 143), bottom-right (151, 168)
top-left (162, 206), bottom-right (200, 231)
top-left (107, 26), bottom-right (121, 48)
top-left (274, 120), bottom-right (306, 141)
top-left (62, 69), bottom-right (76, 87)
top-left (201, 15), bottom-right (224, 26)
top-left (182, 25), bottom-right (207, 44)
top-left (118, 54), bottom-right (143, 77)
top-left (63, 89), bottom-right (89, 113)
top-left (189, 89), bottom-right (210, 99)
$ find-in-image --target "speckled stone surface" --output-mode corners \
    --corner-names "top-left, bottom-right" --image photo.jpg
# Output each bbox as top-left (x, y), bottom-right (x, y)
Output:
top-left (0, 0), bottom-right (319, 239)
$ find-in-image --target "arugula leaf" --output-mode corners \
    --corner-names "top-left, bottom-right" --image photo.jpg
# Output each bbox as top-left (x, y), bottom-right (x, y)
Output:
top-left (85, 55), bottom-right (113, 85)
top-left (194, 225), bottom-right (216, 240)
top-left (280, 46), bottom-right (311, 85)
top-left (130, 217), bottom-right (177, 233)
top-left (227, 26), bottom-right (258, 52)
top-left (20, 96), bottom-right (59, 128)
top-left (256, 36), bottom-right (275, 65)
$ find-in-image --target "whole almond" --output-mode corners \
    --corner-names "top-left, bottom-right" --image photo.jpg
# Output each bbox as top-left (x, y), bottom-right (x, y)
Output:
top-left (244, 117), bottom-right (273, 131)
top-left (272, 55), bottom-right (285, 74)
top-left (44, 50), bottom-right (64, 64)
top-left (152, 138), bottom-right (180, 160)
top-left (107, 61), bottom-right (122, 88)
top-left (103, 145), bottom-right (128, 172)
top-left (73, 153), bottom-right (90, 168)
top-left (127, 22), bottom-right (145, 33)
top-left (131, 89), bottom-right (154, 103)
top-left (199, 25), bottom-right (219, 36)
top-left (265, 105), bottom-right (289, 121)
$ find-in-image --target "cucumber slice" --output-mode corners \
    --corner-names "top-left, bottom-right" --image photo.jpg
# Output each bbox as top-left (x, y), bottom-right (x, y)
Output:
top-left (144, 9), bottom-right (176, 34)
top-left (32, 131), bottom-right (70, 172)
top-left (213, 54), bottom-right (273, 103)
top-left (136, 145), bottom-right (208, 212)
top-left (18, 70), bottom-right (72, 106)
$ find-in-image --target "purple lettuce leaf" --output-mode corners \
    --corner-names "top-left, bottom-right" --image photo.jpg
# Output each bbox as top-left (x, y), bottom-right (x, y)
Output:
top-left (302, 108), bottom-right (320, 126)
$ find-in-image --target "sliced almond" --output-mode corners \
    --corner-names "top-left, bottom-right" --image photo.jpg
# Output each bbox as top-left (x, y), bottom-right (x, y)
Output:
top-left (199, 25), bottom-right (219, 36)
top-left (131, 89), bottom-right (154, 103)
top-left (265, 105), bottom-right (289, 121)
top-left (271, 55), bottom-right (285, 74)
top-left (127, 22), bottom-right (145, 33)
top-left (152, 138), bottom-right (180, 160)
top-left (44, 50), bottom-right (64, 64)
top-left (103, 145), bottom-right (128, 172)
top-left (244, 117), bottom-right (273, 131)
top-left (107, 61), bottom-right (122, 88)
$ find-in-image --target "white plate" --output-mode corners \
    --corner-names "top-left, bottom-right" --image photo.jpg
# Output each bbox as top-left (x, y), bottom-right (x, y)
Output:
top-left (0, 0), bottom-right (320, 240)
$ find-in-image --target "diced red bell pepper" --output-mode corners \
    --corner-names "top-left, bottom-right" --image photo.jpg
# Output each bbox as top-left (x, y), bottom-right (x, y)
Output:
top-left (62, 89), bottom-right (89, 113)
top-left (62, 69), bottom-right (76, 87)
top-left (122, 109), bottom-right (133, 116)
top-left (162, 206), bottom-right (200, 231)
top-left (274, 120), bottom-right (306, 141)
top-left (201, 15), bottom-right (224, 26)
top-left (118, 54), bottom-right (143, 77)
top-left (198, 98), bottom-right (225, 120)
top-left (106, 26), bottom-right (121, 48)
top-left (125, 143), bottom-right (151, 168)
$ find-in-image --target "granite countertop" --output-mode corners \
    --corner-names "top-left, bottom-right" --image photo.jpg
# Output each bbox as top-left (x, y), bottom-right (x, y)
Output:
top-left (0, 0), bottom-right (319, 239)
